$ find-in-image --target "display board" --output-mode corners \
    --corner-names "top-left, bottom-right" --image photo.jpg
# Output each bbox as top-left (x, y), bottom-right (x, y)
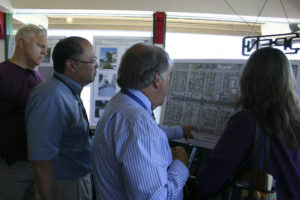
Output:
top-left (38, 36), bottom-right (65, 79)
top-left (160, 59), bottom-right (300, 149)
top-left (90, 36), bottom-right (152, 126)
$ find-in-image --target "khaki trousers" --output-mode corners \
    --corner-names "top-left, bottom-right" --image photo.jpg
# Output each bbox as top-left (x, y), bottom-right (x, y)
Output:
top-left (36, 173), bottom-right (92, 200)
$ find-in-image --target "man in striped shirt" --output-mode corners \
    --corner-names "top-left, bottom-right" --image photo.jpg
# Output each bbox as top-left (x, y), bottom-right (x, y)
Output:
top-left (92, 43), bottom-right (193, 200)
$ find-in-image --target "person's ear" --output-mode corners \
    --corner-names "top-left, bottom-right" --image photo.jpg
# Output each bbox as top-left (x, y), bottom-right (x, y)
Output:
top-left (16, 38), bottom-right (25, 49)
top-left (153, 72), bottom-right (161, 88)
top-left (65, 59), bottom-right (77, 73)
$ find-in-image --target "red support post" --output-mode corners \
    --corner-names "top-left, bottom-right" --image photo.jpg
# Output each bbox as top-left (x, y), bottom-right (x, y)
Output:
top-left (153, 12), bottom-right (166, 48)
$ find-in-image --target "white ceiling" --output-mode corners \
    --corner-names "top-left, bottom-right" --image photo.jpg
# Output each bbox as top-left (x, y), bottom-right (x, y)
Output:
top-left (2, 0), bottom-right (300, 23)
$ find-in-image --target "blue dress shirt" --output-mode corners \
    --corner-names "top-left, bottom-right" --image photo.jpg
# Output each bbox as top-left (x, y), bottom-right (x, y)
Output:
top-left (26, 72), bottom-right (92, 179)
top-left (92, 89), bottom-right (189, 200)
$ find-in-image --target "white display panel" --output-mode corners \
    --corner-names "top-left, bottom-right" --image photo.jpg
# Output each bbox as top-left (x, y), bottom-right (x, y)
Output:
top-left (90, 36), bottom-right (152, 126)
top-left (38, 36), bottom-right (65, 79)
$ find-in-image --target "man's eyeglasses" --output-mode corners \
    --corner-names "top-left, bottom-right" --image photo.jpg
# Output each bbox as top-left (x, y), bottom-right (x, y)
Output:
top-left (69, 57), bottom-right (97, 65)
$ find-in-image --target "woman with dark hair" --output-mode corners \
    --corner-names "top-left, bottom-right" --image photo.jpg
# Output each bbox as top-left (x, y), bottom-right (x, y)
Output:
top-left (195, 47), bottom-right (300, 199)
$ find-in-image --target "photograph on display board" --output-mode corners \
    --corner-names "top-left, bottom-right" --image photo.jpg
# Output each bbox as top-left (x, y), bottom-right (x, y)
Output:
top-left (90, 36), bottom-right (152, 125)
top-left (97, 73), bottom-right (117, 97)
top-left (94, 100), bottom-right (109, 118)
top-left (39, 36), bottom-right (66, 67)
top-left (100, 48), bottom-right (117, 70)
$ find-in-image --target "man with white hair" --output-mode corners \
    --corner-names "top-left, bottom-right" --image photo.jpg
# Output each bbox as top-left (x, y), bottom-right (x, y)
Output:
top-left (93, 43), bottom-right (193, 200)
top-left (0, 24), bottom-right (47, 200)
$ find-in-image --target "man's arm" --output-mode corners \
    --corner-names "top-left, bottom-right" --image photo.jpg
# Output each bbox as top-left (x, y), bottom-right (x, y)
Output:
top-left (32, 160), bottom-right (58, 200)
top-left (26, 93), bottom-right (64, 199)
top-left (159, 125), bottom-right (195, 140)
top-left (117, 119), bottom-right (189, 199)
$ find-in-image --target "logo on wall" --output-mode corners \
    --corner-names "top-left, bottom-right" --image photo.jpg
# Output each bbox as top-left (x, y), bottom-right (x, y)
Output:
top-left (242, 33), bottom-right (300, 56)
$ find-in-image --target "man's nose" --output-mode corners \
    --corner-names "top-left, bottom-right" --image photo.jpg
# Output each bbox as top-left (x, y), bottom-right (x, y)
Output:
top-left (94, 62), bottom-right (99, 69)
top-left (42, 48), bottom-right (47, 55)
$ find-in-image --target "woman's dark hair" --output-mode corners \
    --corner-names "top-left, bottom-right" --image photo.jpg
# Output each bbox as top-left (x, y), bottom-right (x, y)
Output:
top-left (236, 47), bottom-right (300, 148)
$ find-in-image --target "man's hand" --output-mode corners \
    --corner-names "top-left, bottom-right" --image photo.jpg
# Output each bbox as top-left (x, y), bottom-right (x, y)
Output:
top-left (182, 125), bottom-right (196, 140)
top-left (172, 146), bottom-right (189, 167)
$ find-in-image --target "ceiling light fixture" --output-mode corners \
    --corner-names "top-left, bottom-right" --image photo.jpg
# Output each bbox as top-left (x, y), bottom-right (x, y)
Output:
top-left (66, 16), bottom-right (73, 23)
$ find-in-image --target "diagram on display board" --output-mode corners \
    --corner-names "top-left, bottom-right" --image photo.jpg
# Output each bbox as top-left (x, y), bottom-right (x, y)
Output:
top-left (160, 59), bottom-right (300, 149)
top-left (8, 36), bottom-right (66, 80)
top-left (90, 36), bottom-right (152, 126)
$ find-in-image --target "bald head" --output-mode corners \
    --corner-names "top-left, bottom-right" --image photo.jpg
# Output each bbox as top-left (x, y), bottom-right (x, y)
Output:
top-left (117, 43), bottom-right (171, 90)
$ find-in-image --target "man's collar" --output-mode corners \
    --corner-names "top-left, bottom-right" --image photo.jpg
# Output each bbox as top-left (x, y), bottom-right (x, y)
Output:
top-left (54, 72), bottom-right (83, 95)
top-left (126, 88), bottom-right (152, 111)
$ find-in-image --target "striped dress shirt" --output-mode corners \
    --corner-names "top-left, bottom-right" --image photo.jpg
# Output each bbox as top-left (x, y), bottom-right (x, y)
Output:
top-left (92, 89), bottom-right (189, 200)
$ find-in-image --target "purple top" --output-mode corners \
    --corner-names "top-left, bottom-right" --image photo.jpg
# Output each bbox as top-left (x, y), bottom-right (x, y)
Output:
top-left (0, 60), bottom-right (44, 160)
top-left (196, 111), bottom-right (300, 200)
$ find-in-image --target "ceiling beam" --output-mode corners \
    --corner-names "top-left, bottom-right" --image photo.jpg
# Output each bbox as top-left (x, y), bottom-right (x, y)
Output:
top-left (41, 16), bottom-right (261, 36)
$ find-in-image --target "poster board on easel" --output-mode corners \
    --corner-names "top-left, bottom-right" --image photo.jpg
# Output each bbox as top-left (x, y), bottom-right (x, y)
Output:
top-left (90, 36), bottom-right (152, 126)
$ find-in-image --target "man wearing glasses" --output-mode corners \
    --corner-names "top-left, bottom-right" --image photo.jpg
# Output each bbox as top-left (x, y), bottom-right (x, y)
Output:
top-left (0, 24), bottom-right (47, 200)
top-left (26, 36), bottom-right (98, 200)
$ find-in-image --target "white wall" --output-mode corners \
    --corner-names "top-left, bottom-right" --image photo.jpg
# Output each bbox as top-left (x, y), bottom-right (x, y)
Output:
top-left (0, 0), bottom-right (12, 62)
top-left (0, 0), bottom-right (12, 11)
top-left (13, 14), bottom-right (48, 28)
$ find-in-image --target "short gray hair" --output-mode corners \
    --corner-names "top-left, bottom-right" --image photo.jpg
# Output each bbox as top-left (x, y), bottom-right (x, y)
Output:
top-left (117, 43), bottom-right (171, 89)
top-left (15, 24), bottom-right (47, 42)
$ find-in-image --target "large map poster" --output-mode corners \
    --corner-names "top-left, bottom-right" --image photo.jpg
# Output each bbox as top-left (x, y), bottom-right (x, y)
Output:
top-left (160, 59), bottom-right (300, 149)
top-left (90, 36), bottom-right (152, 126)
top-left (160, 60), bottom-right (245, 149)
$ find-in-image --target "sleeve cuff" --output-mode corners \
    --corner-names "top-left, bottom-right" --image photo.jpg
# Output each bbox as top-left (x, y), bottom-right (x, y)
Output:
top-left (172, 126), bottom-right (184, 139)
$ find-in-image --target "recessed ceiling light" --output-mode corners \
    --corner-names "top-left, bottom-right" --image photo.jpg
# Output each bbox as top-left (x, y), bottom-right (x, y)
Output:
top-left (66, 16), bottom-right (73, 23)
